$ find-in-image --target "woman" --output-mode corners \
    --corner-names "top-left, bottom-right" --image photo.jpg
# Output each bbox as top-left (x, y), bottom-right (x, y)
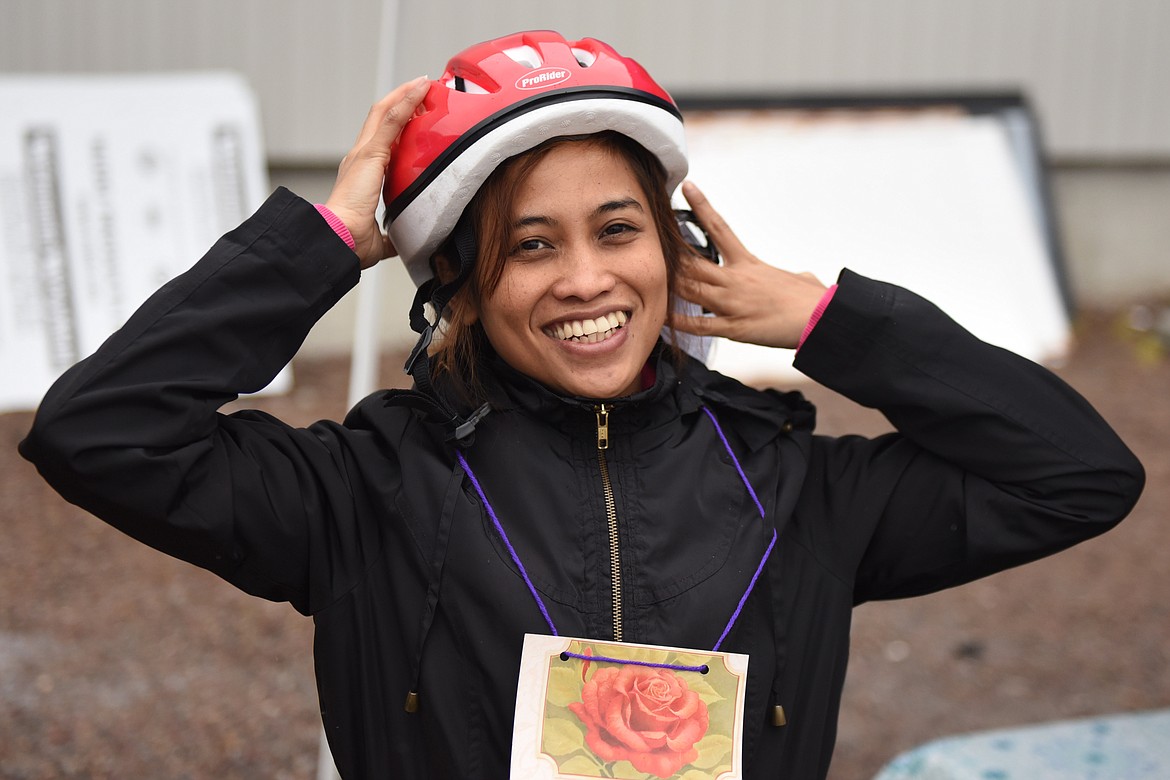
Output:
top-left (20, 31), bottom-right (1143, 780)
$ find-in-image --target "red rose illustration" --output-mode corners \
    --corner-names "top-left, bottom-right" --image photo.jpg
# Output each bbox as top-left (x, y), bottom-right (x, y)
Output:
top-left (568, 664), bottom-right (710, 778)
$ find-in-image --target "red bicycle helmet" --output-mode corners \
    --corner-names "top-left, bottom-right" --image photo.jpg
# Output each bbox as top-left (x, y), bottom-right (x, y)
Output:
top-left (385, 30), bottom-right (688, 286)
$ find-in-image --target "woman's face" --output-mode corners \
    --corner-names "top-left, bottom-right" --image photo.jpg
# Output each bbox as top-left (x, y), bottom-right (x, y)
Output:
top-left (474, 141), bottom-right (669, 399)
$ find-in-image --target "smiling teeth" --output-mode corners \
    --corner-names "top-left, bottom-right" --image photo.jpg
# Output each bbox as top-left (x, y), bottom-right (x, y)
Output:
top-left (545, 311), bottom-right (628, 342)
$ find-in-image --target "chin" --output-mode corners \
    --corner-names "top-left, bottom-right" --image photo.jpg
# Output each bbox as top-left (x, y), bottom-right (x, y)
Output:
top-left (557, 372), bottom-right (640, 400)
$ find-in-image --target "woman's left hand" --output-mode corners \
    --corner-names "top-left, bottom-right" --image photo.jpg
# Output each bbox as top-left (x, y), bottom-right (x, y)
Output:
top-left (670, 182), bottom-right (828, 350)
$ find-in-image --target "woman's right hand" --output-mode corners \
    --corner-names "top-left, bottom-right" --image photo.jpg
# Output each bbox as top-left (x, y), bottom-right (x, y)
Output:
top-left (324, 76), bottom-right (430, 269)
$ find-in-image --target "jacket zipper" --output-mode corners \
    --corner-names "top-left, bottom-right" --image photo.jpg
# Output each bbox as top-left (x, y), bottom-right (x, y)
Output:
top-left (595, 403), bottom-right (623, 642)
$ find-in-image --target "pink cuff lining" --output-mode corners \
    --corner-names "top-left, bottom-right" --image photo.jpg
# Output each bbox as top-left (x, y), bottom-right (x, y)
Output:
top-left (797, 284), bottom-right (838, 351)
top-left (314, 204), bottom-right (356, 251)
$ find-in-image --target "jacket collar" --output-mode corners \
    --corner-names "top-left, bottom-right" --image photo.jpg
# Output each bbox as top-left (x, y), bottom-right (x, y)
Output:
top-left (479, 340), bottom-right (685, 422)
top-left (472, 340), bottom-right (815, 450)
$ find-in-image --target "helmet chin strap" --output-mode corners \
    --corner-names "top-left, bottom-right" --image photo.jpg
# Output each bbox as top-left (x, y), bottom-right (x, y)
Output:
top-left (395, 214), bottom-right (491, 443)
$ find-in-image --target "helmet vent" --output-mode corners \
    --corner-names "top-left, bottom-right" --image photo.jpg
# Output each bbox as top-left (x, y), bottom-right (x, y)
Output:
top-left (447, 76), bottom-right (490, 95)
top-left (571, 48), bottom-right (597, 67)
top-left (503, 45), bottom-right (542, 69)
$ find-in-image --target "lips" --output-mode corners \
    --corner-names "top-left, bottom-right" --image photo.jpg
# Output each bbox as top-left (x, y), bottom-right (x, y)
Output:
top-left (543, 310), bottom-right (628, 343)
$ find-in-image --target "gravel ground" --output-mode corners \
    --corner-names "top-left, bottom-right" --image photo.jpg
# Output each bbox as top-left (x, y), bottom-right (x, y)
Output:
top-left (2, 309), bottom-right (1167, 779)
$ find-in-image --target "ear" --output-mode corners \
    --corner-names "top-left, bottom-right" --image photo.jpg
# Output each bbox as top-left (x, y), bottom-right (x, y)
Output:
top-left (462, 292), bottom-right (480, 325)
top-left (430, 253), bottom-right (479, 324)
top-left (431, 252), bottom-right (459, 284)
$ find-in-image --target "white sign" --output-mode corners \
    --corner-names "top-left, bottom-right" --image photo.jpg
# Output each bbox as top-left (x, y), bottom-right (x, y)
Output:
top-left (0, 73), bottom-right (276, 412)
top-left (680, 108), bottom-right (1070, 382)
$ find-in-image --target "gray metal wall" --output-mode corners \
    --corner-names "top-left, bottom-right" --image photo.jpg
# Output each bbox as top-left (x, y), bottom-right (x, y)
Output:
top-left (5, 0), bottom-right (1168, 163)
top-left (5, 0), bottom-right (1168, 356)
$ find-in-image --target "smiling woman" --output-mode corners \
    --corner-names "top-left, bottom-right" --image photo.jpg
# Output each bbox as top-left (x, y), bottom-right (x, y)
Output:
top-left (18, 29), bottom-right (1144, 780)
top-left (445, 133), bottom-right (674, 399)
top-left (476, 140), bottom-right (668, 399)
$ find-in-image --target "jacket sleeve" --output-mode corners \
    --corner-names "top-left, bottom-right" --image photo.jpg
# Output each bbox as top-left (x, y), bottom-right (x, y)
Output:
top-left (792, 269), bottom-right (1144, 603)
top-left (19, 188), bottom-right (367, 614)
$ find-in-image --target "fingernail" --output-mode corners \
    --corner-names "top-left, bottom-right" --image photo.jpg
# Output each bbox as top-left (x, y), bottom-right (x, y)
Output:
top-left (402, 77), bottom-right (428, 100)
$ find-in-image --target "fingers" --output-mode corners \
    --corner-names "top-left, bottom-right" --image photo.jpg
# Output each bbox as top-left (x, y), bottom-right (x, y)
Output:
top-left (328, 77), bottom-right (428, 256)
top-left (678, 253), bottom-right (724, 285)
top-left (670, 308), bottom-right (755, 343)
top-left (350, 76), bottom-right (430, 153)
top-left (370, 76), bottom-right (431, 149)
top-left (674, 263), bottom-right (724, 314)
top-left (681, 181), bottom-right (751, 262)
top-left (339, 78), bottom-right (430, 186)
top-left (669, 310), bottom-right (720, 337)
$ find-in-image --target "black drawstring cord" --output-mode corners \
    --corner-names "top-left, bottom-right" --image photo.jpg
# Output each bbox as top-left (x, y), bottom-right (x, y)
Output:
top-left (767, 499), bottom-right (788, 728)
top-left (404, 458), bottom-right (467, 712)
top-left (398, 214), bottom-right (488, 711)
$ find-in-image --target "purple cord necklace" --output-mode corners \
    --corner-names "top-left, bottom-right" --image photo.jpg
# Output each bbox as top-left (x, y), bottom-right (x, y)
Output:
top-left (455, 405), bottom-right (775, 675)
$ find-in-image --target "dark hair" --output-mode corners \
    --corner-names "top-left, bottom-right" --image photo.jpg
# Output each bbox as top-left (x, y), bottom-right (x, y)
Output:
top-left (431, 131), bottom-right (692, 402)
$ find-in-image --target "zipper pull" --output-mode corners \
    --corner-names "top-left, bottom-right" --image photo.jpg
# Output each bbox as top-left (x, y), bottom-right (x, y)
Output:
top-left (595, 404), bottom-right (610, 450)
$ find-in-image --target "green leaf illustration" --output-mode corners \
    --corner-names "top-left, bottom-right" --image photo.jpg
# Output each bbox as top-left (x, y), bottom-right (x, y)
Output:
top-left (610, 759), bottom-right (645, 779)
top-left (619, 645), bottom-right (660, 664)
top-left (671, 653), bottom-right (709, 668)
top-left (690, 733), bottom-right (734, 770)
top-left (684, 674), bottom-right (725, 703)
top-left (542, 714), bottom-right (586, 756)
top-left (546, 663), bottom-right (585, 707)
top-left (558, 754), bottom-right (604, 775)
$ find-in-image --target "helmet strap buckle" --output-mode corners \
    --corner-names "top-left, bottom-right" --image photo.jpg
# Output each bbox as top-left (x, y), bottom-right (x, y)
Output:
top-left (403, 322), bottom-right (434, 376)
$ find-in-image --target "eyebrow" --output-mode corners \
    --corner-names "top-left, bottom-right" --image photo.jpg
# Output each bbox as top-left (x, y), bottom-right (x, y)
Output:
top-left (511, 198), bottom-right (645, 229)
top-left (595, 198), bottom-right (643, 216)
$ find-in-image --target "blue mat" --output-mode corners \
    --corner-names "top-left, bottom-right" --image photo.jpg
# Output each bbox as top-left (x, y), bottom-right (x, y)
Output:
top-left (873, 709), bottom-right (1170, 779)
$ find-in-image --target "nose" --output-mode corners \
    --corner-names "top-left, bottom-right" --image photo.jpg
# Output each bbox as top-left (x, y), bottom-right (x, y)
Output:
top-left (550, 244), bottom-right (616, 302)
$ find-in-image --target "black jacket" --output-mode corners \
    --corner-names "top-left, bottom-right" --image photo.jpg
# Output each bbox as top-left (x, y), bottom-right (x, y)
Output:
top-left (20, 188), bottom-right (1144, 779)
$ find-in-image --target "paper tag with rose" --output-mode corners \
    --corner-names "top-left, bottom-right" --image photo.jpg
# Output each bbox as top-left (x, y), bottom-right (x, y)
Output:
top-left (510, 634), bottom-right (749, 779)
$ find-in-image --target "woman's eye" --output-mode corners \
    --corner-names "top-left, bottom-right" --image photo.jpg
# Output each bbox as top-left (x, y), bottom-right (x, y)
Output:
top-left (513, 237), bottom-right (551, 254)
top-left (602, 222), bottom-right (637, 239)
